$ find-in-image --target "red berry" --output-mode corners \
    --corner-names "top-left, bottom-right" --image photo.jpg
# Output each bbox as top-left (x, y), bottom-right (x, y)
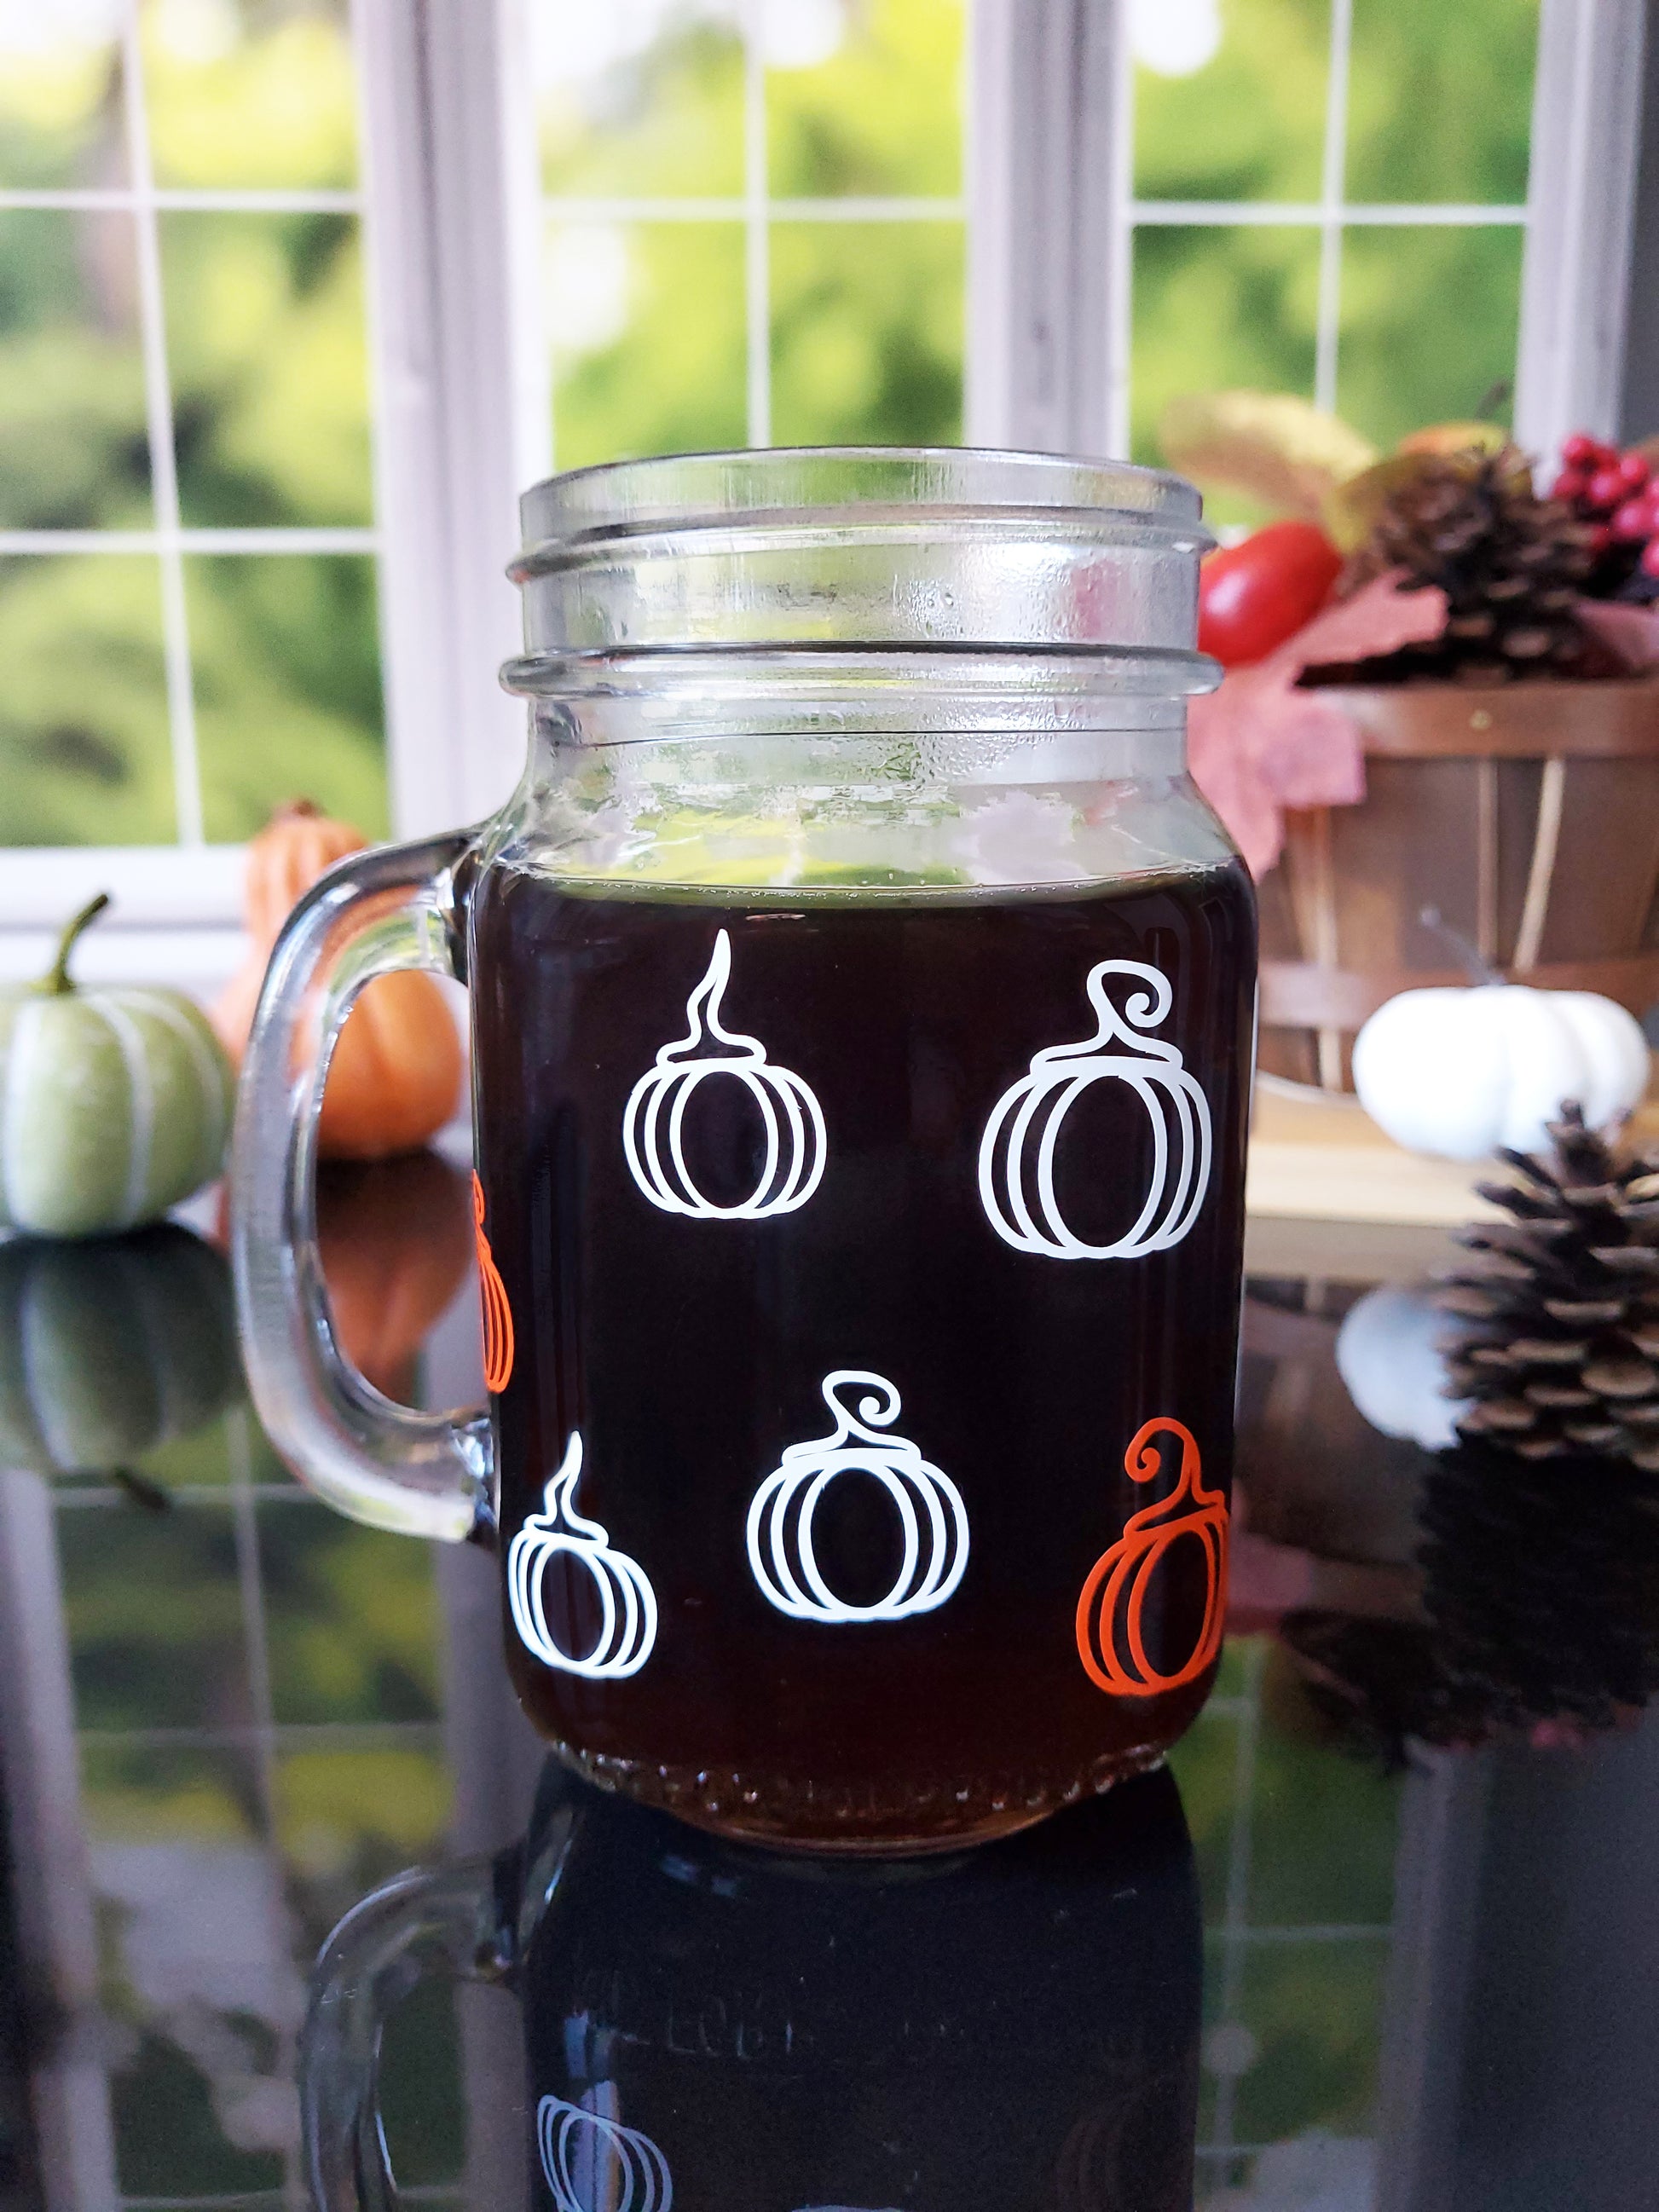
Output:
top-left (1620, 451), bottom-right (1652, 490)
top-left (1562, 432), bottom-right (1599, 466)
top-left (1612, 499), bottom-right (1651, 541)
top-left (1587, 466), bottom-right (1627, 511)
top-left (1643, 539), bottom-right (1659, 579)
top-left (1552, 469), bottom-right (1588, 502)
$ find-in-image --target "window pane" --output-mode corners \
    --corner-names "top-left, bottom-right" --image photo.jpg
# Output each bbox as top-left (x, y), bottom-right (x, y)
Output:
top-left (548, 219), bottom-right (746, 466)
top-left (1133, 225), bottom-right (1319, 519)
top-left (1133, 0), bottom-right (1328, 205)
top-left (1230, 1940), bottom-right (1390, 2146)
top-left (0, 554), bottom-right (176, 846)
top-left (0, 208), bottom-right (151, 529)
top-left (259, 1502), bottom-right (441, 1725)
top-left (141, 0), bottom-right (357, 191)
top-left (188, 554), bottom-right (387, 843)
top-left (61, 1501), bottom-right (249, 1730)
top-left (1346, 0), bottom-right (1537, 205)
top-left (159, 212), bottom-right (372, 527)
top-left (81, 1741), bottom-right (260, 1847)
top-left (1337, 226), bottom-right (1524, 449)
top-left (0, 3), bottom-right (125, 186)
top-left (766, 0), bottom-right (963, 199)
top-left (770, 219), bottom-right (962, 443)
top-left (276, 1743), bottom-right (453, 1948)
top-left (535, 1), bottom-right (745, 198)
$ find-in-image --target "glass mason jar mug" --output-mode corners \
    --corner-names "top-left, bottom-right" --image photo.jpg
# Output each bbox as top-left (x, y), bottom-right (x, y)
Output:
top-left (232, 449), bottom-right (1255, 1852)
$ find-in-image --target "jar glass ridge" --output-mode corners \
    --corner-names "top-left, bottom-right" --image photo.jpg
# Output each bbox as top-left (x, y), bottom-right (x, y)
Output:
top-left (494, 446), bottom-right (1227, 900)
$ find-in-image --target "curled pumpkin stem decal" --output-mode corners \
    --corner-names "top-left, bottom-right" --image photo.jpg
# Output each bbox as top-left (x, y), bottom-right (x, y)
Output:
top-left (621, 928), bottom-right (827, 1221)
top-left (1075, 1418), bottom-right (1228, 1696)
top-left (471, 1171), bottom-right (515, 1394)
top-left (978, 959), bottom-right (1212, 1261)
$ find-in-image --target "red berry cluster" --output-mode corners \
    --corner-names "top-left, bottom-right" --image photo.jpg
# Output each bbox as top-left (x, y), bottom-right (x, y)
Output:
top-left (1552, 432), bottom-right (1659, 595)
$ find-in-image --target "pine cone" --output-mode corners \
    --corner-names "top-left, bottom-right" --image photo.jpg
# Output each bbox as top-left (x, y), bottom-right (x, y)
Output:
top-left (1283, 1442), bottom-right (1659, 1764)
top-left (1417, 1442), bottom-right (1659, 1737)
top-left (1438, 1105), bottom-right (1659, 1470)
top-left (1342, 448), bottom-right (1593, 683)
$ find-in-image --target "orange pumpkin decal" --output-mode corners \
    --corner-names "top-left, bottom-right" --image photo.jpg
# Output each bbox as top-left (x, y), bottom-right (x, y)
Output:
top-left (1075, 1418), bottom-right (1228, 1696)
top-left (472, 1172), bottom-right (515, 1395)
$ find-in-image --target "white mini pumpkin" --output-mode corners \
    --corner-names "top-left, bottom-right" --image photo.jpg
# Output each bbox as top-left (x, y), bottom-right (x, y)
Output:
top-left (1351, 985), bottom-right (1650, 1161)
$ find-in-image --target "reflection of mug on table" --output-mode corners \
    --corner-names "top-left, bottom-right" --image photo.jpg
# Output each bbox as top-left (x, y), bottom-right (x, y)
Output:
top-left (233, 449), bottom-right (1255, 1851)
top-left (303, 1762), bottom-right (1201, 2212)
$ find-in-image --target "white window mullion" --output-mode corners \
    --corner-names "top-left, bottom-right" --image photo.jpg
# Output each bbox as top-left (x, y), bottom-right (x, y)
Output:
top-left (1313, 0), bottom-right (1355, 415)
top-left (0, 528), bottom-right (379, 557)
top-left (1130, 201), bottom-right (1528, 227)
top-left (351, 0), bottom-right (534, 838)
top-left (743, 0), bottom-right (772, 448)
top-left (1101, 0), bottom-right (1135, 462)
top-left (966, 0), bottom-right (1131, 457)
top-left (0, 187), bottom-right (361, 214)
top-left (118, 1), bottom-right (205, 848)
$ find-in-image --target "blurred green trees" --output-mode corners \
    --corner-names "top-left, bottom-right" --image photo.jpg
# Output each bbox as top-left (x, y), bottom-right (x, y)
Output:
top-left (0, 0), bottom-right (384, 846)
top-left (1130, 0), bottom-right (1539, 512)
top-left (0, 0), bottom-right (1540, 847)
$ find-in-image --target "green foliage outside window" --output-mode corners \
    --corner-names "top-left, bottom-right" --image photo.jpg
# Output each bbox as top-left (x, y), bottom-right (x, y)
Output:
top-left (0, 0), bottom-right (384, 848)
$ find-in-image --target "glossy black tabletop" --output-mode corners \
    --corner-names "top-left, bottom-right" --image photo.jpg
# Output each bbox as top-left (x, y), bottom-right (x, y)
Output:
top-left (3, 1162), bottom-right (1657, 2212)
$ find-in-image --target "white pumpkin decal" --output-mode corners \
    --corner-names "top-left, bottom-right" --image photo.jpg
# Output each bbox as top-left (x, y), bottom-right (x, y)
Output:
top-left (622, 929), bottom-right (827, 1220)
top-left (507, 1435), bottom-right (658, 1681)
top-left (538, 2094), bottom-right (673, 2212)
top-left (747, 1371), bottom-right (968, 1624)
top-left (978, 959), bottom-right (1212, 1260)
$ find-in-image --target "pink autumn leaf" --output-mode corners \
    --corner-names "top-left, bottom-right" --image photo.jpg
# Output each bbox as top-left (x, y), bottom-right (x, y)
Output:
top-left (1188, 572), bottom-right (1450, 876)
top-left (1575, 597), bottom-right (1659, 674)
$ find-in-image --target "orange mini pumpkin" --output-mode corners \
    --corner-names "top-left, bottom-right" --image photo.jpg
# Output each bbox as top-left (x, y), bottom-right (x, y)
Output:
top-left (215, 802), bottom-right (464, 1160)
top-left (316, 1151), bottom-right (475, 1399)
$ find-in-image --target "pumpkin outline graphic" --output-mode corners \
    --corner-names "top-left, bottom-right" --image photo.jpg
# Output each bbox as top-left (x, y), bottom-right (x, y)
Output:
top-left (977, 958), bottom-right (1212, 1261)
top-left (1075, 1418), bottom-right (1228, 1696)
top-left (471, 1171), bottom-right (514, 1394)
top-left (747, 1370), bottom-right (969, 1624)
top-left (508, 1434), bottom-right (658, 1681)
top-left (537, 2093), bottom-right (673, 2212)
top-left (622, 928), bottom-right (827, 1221)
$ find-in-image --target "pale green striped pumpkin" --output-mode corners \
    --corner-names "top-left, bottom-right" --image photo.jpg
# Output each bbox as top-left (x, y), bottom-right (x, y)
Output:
top-left (0, 895), bottom-right (234, 1239)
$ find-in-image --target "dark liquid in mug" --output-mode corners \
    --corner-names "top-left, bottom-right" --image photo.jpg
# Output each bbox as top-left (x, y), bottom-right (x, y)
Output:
top-left (471, 860), bottom-right (1255, 1849)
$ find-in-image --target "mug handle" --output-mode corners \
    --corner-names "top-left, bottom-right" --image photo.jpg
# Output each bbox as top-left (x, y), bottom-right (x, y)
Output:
top-left (303, 1856), bottom-right (510, 2212)
top-left (229, 830), bottom-right (493, 1545)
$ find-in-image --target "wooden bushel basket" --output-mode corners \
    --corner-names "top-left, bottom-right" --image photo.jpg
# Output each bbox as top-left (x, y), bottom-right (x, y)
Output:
top-left (1257, 673), bottom-right (1659, 1091)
